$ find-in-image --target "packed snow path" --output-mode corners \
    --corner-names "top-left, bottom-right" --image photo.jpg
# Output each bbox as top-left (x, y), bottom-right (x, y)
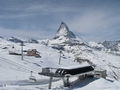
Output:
top-left (0, 78), bottom-right (60, 87)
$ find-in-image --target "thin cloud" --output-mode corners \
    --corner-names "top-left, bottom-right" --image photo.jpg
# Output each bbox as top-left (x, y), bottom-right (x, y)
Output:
top-left (0, 13), bottom-right (33, 19)
top-left (67, 8), bottom-right (120, 41)
top-left (0, 27), bottom-right (51, 39)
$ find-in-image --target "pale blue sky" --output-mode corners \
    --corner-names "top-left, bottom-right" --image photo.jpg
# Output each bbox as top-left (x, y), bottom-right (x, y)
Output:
top-left (0, 0), bottom-right (120, 42)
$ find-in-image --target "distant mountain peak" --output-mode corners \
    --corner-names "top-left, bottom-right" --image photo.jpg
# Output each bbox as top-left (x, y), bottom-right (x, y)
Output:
top-left (49, 22), bottom-right (83, 45)
top-left (54, 22), bottom-right (76, 39)
top-left (57, 22), bottom-right (70, 33)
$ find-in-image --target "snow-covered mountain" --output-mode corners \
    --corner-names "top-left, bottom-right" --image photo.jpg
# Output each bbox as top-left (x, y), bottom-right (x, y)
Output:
top-left (102, 40), bottom-right (120, 52)
top-left (48, 22), bottom-right (83, 45)
top-left (7, 36), bottom-right (39, 43)
top-left (88, 40), bottom-right (120, 56)
top-left (0, 36), bottom-right (120, 89)
top-left (46, 22), bottom-right (120, 81)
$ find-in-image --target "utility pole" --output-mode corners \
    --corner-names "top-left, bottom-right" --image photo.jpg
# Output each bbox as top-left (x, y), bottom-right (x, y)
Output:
top-left (59, 50), bottom-right (62, 65)
top-left (21, 41), bottom-right (24, 60)
top-left (49, 76), bottom-right (53, 89)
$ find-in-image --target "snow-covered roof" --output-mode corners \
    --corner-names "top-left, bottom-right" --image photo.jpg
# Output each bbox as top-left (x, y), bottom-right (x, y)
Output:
top-left (59, 64), bottom-right (91, 70)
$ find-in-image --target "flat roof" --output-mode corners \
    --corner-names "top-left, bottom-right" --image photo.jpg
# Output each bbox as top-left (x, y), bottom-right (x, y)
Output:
top-left (59, 64), bottom-right (92, 70)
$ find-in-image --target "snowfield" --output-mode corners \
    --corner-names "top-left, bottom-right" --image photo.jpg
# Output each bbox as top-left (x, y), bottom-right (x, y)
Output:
top-left (0, 40), bottom-right (120, 90)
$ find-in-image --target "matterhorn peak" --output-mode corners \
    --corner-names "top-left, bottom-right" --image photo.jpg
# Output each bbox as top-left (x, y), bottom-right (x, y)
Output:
top-left (54, 22), bottom-right (76, 39)
top-left (48, 22), bottom-right (83, 45)
top-left (57, 22), bottom-right (69, 33)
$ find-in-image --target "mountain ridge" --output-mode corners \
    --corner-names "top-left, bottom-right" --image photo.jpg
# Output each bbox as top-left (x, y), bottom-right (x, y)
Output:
top-left (7, 36), bottom-right (39, 43)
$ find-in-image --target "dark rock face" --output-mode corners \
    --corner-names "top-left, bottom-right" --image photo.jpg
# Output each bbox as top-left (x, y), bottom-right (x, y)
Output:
top-left (8, 37), bottom-right (22, 43)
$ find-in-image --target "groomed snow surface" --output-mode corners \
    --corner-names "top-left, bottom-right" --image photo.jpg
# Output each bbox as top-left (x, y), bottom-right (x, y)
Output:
top-left (0, 40), bottom-right (120, 90)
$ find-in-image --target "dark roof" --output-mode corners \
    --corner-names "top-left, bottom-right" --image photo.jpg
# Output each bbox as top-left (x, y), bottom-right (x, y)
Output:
top-left (56, 66), bottom-right (94, 76)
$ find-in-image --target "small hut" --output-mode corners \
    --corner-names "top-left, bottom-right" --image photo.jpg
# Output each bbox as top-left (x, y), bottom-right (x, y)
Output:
top-left (26, 49), bottom-right (40, 58)
top-left (94, 69), bottom-right (107, 79)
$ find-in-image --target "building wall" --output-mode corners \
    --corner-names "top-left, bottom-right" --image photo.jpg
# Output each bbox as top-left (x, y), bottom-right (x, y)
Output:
top-left (94, 70), bottom-right (106, 79)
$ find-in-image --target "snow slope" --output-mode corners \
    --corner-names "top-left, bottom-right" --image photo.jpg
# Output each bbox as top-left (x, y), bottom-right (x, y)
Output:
top-left (0, 37), bottom-right (120, 90)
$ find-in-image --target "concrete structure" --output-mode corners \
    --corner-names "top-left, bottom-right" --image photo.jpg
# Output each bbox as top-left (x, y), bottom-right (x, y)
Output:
top-left (94, 70), bottom-right (107, 79)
